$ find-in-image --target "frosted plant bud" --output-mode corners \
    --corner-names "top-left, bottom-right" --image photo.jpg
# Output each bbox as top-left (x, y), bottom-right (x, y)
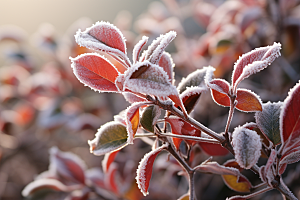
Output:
top-left (232, 126), bottom-right (261, 169)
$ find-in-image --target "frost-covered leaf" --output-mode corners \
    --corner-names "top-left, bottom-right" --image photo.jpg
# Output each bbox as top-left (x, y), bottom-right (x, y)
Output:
top-left (74, 21), bottom-right (130, 66)
top-left (22, 179), bottom-right (68, 197)
top-left (279, 150), bottom-right (300, 175)
top-left (195, 161), bottom-right (240, 176)
top-left (149, 31), bottom-right (176, 65)
top-left (280, 81), bottom-right (300, 144)
top-left (211, 89), bottom-right (231, 107)
top-left (198, 142), bottom-right (229, 156)
top-left (102, 150), bottom-right (119, 173)
top-left (232, 126), bottom-right (261, 169)
top-left (158, 52), bottom-right (174, 84)
top-left (178, 66), bottom-right (214, 94)
top-left (136, 144), bottom-right (168, 196)
top-left (179, 87), bottom-right (206, 114)
top-left (207, 78), bottom-right (230, 95)
top-left (70, 53), bottom-right (120, 93)
top-left (88, 122), bottom-right (128, 156)
top-left (124, 61), bottom-right (176, 97)
top-left (141, 33), bottom-right (165, 61)
top-left (49, 147), bottom-right (86, 184)
top-left (133, 36), bottom-right (148, 64)
top-left (140, 105), bottom-right (161, 133)
top-left (255, 101), bottom-right (282, 145)
top-left (126, 102), bottom-right (151, 144)
top-left (123, 92), bottom-right (147, 104)
top-left (232, 42), bottom-right (281, 91)
top-left (235, 89), bottom-right (262, 112)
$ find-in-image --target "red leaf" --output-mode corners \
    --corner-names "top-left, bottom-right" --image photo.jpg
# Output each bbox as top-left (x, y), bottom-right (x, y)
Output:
top-left (102, 150), bottom-right (119, 173)
top-left (105, 163), bottom-right (120, 195)
top-left (49, 147), bottom-right (86, 184)
top-left (195, 161), bottom-right (240, 176)
top-left (165, 117), bottom-right (185, 150)
top-left (236, 89), bottom-right (262, 112)
top-left (211, 89), bottom-right (230, 107)
top-left (179, 87), bottom-right (206, 114)
top-left (169, 94), bottom-right (188, 118)
top-left (280, 81), bottom-right (300, 143)
top-left (231, 42), bottom-right (281, 92)
top-left (71, 53), bottom-right (120, 92)
top-left (207, 78), bottom-right (230, 95)
top-left (136, 144), bottom-right (167, 196)
top-left (22, 179), bottom-right (68, 197)
top-left (198, 142), bottom-right (229, 156)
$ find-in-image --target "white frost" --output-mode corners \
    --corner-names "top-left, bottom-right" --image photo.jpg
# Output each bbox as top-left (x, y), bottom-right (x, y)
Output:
top-left (232, 126), bottom-right (262, 169)
top-left (133, 36), bottom-right (148, 64)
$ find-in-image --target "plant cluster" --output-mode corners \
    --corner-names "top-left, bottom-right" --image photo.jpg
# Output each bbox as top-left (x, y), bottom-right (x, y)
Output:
top-left (22, 21), bottom-right (300, 200)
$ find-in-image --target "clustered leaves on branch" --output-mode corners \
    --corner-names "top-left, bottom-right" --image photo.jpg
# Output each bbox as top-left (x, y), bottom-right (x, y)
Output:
top-left (22, 21), bottom-right (300, 200)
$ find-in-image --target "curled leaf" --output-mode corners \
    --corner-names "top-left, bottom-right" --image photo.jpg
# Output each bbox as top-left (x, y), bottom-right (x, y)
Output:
top-left (136, 144), bottom-right (168, 196)
top-left (88, 122), bottom-right (128, 156)
top-left (207, 78), bottom-right (230, 95)
top-left (158, 52), bottom-right (174, 84)
top-left (133, 36), bottom-right (148, 64)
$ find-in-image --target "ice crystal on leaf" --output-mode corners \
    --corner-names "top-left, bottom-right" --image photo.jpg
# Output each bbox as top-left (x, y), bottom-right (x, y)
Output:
top-left (133, 36), bottom-right (148, 64)
top-left (232, 126), bottom-right (261, 169)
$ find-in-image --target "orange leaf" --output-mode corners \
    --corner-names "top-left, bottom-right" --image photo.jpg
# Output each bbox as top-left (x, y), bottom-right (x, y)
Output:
top-left (211, 89), bottom-right (230, 107)
top-left (236, 89), bottom-right (262, 112)
top-left (222, 174), bottom-right (252, 193)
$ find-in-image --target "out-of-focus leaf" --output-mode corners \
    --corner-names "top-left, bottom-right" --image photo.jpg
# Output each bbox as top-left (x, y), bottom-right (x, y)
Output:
top-left (177, 66), bottom-right (214, 94)
top-left (136, 144), bottom-right (167, 196)
top-left (70, 53), bottom-right (120, 93)
top-left (236, 89), bottom-right (262, 112)
top-left (195, 161), bottom-right (240, 176)
top-left (255, 102), bottom-right (282, 145)
top-left (198, 142), bottom-right (229, 156)
top-left (102, 150), bottom-right (119, 173)
top-left (22, 179), bottom-right (68, 197)
top-left (140, 105), bottom-right (161, 133)
top-left (178, 193), bottom-right (189, 200)
top-left (105, 163), bottom-right (120, 195)
top-left (88, 122), bottom-right (128, 156)
top-left (49, 147), bottom-right (87, 184)
top-left (231, 42), bottom-right (281, 91)
top-left (222, 174), bottom-right (252, 193)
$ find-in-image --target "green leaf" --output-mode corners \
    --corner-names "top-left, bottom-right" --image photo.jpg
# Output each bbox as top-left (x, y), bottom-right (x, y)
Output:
top-left (88, 122), bottom-right (128, 156)
top-left (140, 105), bottom-right (159, 133)
top-left (255, 101), bottom-right (282, 145)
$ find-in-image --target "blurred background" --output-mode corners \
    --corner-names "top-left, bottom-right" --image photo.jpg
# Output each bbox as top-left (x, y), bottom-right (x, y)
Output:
top-left (1, 0), bottom-right (300, 199)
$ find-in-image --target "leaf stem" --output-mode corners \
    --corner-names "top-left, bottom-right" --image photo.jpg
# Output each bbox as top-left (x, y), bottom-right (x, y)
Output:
top-left (224, 95), bottom-right (236, 138)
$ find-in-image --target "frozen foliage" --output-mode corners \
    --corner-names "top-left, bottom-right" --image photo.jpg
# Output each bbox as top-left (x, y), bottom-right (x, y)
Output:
top-left (136, 144), bottom-right (168, 196)
top-left (206, 78), bottom-right (230, 95)
top-left (232, 126), bottom-right (261, 169)
top-left (133, 36), bottom-right (148, 64)
top-left (232, 42), bottom-right (281, 91)
top-left (149, 31), bottom-right (176, 64)
top-left (141, 33), bottom-right (165, 61)
top-left (70, 53), bottom-right (119, 93)
top-left (158, 52), bottom-right (175, 84)
top-left (123, 92), bottom-right (146, 104)
top-left (194, 161), bottom-right (241, 177)
top-left (123, 61), bottom-right (178, 97)
top-left (178, 66), bottom-right (214, 94)
top-left (180, 87), bottom-right (207, 100)
top-left (75, 21), bottom-right (131, 65)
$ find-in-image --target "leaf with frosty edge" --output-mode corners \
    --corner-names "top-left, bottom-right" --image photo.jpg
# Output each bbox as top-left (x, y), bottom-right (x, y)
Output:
top-left (22, 179), bottom-right (68, 197)
top-left (178, 66), bottom-right (214, 94)
top-left (133, 36), bottom-right (148, 64)
top-left (231, 42), bottom-right (281, 91)
top-left (102, 150), bottom-right (119, 173)
top-left (49, 146), bottom-right (87, 184)
top-left (211, 89), bottom-right (231, 107)
top-left (140, 105), bottom-right (161, 133)
top-left (136, 144), bottom-right (168, 196)
top-left (70, 53), bottom-right (120, 93)
top-left (255, 101), bottom-right (282, 145)
top-left (206, 78), bottom-right (230, 95)
top-left (158, 52), bottom-right (175, 84)
top-left (74, 21), bottom-right (130, 66)
top-left (88, 122), bottom-right (128, 156)
top-left (235, 89), bottom-right (262, 112)
top-left (179, 87), bottom-right (206, 114)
